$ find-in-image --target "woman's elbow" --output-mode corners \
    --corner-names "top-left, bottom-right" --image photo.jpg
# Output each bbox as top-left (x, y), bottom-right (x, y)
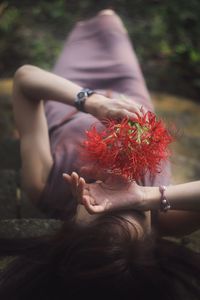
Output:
top-left (14, 65), bottom-right (38, 90)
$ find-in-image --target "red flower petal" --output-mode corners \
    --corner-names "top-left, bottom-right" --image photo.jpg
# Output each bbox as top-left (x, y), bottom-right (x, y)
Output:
top-left (82, 112), bottom-right (174, 181)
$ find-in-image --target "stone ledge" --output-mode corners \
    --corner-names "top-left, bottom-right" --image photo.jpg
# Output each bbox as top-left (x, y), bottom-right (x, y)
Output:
top-left (0, 169), bottom-right (46, 219)
top-left (0, 170), bottom-right (17, 218)
top-left (0, 219), bottom-right (63, 238)
top-left (0, 138), bottom-right (21, 170)
top-left (164, 229), bottom-right (200, 253)
top-left (0, 219), bottom-right (199, 254)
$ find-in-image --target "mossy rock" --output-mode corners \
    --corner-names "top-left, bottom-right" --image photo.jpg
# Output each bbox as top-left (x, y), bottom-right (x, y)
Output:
top-left (0, 218), bottom-right (63, 239)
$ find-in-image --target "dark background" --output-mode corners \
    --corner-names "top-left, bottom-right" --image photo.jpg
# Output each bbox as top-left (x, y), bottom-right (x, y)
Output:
top-left (1, 0), bottom-right (200, 100)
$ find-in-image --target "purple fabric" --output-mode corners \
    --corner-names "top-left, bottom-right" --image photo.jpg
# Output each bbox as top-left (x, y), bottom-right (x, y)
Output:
top-left (38, 13), bottom-right (171, 219)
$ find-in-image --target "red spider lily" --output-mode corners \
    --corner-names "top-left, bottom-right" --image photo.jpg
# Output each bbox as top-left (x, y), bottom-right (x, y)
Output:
top-left (83, 111), bottom-right (174, 181)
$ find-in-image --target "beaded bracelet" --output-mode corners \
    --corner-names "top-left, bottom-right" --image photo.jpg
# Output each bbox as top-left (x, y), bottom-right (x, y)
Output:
top-left (159, 185), bottom-right (171, 212)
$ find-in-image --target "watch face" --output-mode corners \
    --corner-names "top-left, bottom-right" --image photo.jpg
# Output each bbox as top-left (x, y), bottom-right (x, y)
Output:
top-left (78, 91), bottom-right (85, 99)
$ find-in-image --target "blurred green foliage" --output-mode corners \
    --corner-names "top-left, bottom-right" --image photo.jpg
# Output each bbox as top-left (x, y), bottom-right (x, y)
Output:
top-left (0, 0), bottom-right (200, 97)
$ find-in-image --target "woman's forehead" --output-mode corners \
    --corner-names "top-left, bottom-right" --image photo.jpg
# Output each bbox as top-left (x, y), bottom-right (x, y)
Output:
top-left (76, 205), bottom-right (149, 239)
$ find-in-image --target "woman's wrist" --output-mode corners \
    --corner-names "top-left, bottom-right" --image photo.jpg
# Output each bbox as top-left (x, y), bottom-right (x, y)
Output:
top-left (142, 186), bottom-right (161, 210)
top-left (143, 181), bottom-right (200, 211)
top-left (84, 93), bottom-right (107, 116)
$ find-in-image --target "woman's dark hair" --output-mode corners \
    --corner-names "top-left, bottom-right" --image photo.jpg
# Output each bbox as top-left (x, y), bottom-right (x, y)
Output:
top-left (0, 212), bottom-right (199, 300)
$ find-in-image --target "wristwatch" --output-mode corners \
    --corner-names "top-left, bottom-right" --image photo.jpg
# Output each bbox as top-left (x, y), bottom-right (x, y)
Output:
top-left (75, 88), bottom-right (95, 112)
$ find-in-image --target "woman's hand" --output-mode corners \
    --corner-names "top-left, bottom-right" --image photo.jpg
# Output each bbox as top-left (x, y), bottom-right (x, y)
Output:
top-left (84, 93), bottom-right (146, 120)
top-left (63, 172), bottom-right (85, 203)
top-left (82, 179), bottom-right (146, 214)
top-left (63, 172), bottom-right (146, 214)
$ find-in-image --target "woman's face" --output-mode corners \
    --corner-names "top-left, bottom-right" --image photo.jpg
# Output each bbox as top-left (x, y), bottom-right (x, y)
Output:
top-left (76, 204), bottom-right (151, 240)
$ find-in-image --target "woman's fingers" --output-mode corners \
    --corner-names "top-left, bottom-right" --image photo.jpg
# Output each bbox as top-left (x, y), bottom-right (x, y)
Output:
top-left (112, 105), bottom-right (146, 120)
top-left (77, 177), bottom-right (85, 202)
top-left (63, 172), bottom-right (76, 197)
top-left (126, 103), bottom-right (147, 117)
top-left (62, 173), bottom-right (71, 183)
top-left (120, 109), bottom-right (137, 120)
top-left (71, 172), bottom-right (79, 194)
top-left (63, 172), bottom-right (77, 197)
top-left (117, 96), bottom-right (146, 117)
top-left (63, 172), bottom-right (87, 201)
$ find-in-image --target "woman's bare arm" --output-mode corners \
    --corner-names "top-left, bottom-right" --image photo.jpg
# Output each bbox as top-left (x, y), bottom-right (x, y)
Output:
top-left (14, 65), bottom-right (82, 106)
top-left (13, 65), bottom-right (84, 202)
top-left (13, 64), bottom-right (144, 202)
top-left (67, 174), bottom-right (200, 236)
top-left (14, 64), bottom-right (144, 120)
top-left (144, 181), bottom-right (200, 236)
top-left (74, 179), bottom-right (200, 214)
top-left (145, 181), bottom-right (200, 211)
top-left (13, 65), bottom-right (90, 202)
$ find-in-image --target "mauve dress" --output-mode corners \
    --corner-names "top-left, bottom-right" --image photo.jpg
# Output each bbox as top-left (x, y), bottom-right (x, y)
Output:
top-left (38, 13), bottom-right (171, 219)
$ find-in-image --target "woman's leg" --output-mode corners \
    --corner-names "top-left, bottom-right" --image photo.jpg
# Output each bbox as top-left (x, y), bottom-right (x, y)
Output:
top-left (45, 10), bottom-right (153, 131)
top-left (46, 10), bottom-right (171, 189)
top-left (54, 10), bottom-right (151, 105)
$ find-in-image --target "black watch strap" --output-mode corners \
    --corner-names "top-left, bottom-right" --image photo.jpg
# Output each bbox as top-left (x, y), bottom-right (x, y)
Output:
top-left (75, 88), bottom-right (94, 112)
